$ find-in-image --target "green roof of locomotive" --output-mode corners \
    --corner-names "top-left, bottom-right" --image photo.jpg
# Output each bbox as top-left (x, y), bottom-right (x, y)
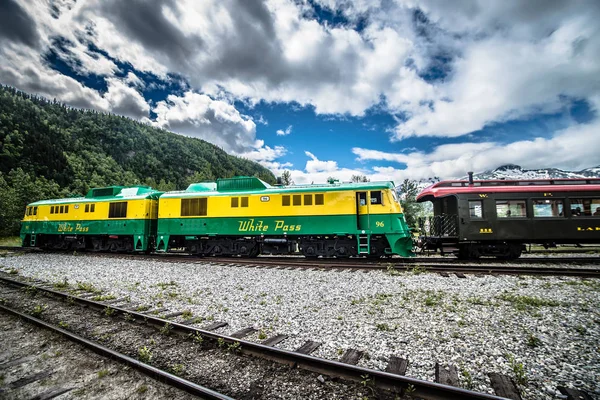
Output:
top-left (160, 176), bottom-right (395, 198)
top-left (26, 186), bottom-right (163, 206)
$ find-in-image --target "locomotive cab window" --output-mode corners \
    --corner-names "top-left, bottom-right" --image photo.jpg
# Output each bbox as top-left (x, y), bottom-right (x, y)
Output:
top-left (496, 200), bottom-right (526, 218)
top-left (90, 204), bottom-right (95, 212)
top-left (533, 199), bottom-right (564, 217)
top-left (231, 197), bottom-right (239, 208)
top-left (358, 192), bottom-right (367, 206)
top-left (370, 191), bottom-right (382, 205)
top-left (85, 204), bottom-right (90, 212)
top-left (109, 202), bottom-right (128, 218)
top-left (181, 198), bottom-right (207, 216)
top-left (469, 200), bottom-right (483, 218)
top-left (282, 195), bottom-right (290, 206)
top-left (304, 194), bottom-right (312, 206)
top-left (315, 194), bottom-right (324, 205)
top-left (241, 197), bottom-right (248, 207)
top-left (293, 195), bottom-right (301, 206)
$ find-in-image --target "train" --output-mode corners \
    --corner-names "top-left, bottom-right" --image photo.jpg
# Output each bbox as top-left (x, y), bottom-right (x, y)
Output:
top-left (416, 174), bottom-right (600, 259)
top-left (20, 176), bottom-right (414, 258)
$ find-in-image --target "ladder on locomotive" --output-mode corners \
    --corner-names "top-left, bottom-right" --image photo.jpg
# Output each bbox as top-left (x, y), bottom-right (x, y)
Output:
top-left (358, 234), bottom-right (370, 254)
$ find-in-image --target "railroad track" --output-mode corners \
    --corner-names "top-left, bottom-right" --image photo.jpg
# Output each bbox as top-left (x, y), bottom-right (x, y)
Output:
top-left (2, 245), bottom-right (599, 264)
top-left (112, 253), bottom-right (600, 278)
top-left (0, 273), bottom-right (530, 400)
top-left (2, 246), bottom-right (599, 277)
top-left (0, 304), bottom-right (231, 400)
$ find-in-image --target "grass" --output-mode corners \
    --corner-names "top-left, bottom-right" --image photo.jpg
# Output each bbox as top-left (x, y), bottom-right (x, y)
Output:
top-left (53, 278), bottom-right (69, 290)
top-left (424, 290), bottom-right (444, 307)
top-left (137, 385), bottom-right (148, 394)
top-left (91, 294), bottom-right (116, 301)
top-left (138, 346), bottom-right (152, 363)
top-left (0, 236), bottom-right (21, 246)
top-left (156, 281), bottom-right (178, 290)
top-left (31, 304), bottom-right (47, 317)
top-left (77, 282), bottom-right (100, 293)
top-left (506, 353), bottom-right (528, 386)
top-left (160, 322), bottom-right (172, 336)
top-left (192, 332), bottom-right (204, 345)
top-left (498, 293), bottom-right (560, 310)
top-left (375, 323), bottom-right (394, 331)
top-left (97, 369), bottom-right (109, 378)
top-left (169, 363), bottom-right (185, 376)
top-left (526, 333), bottom-right (542, 348)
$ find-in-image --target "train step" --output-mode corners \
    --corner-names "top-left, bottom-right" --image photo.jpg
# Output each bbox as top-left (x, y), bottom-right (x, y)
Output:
top-left (358, 234), bottom-right (370, 254)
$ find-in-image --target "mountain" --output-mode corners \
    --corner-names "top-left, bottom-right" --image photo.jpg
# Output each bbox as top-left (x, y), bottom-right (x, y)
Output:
top-left (0, 85), bottom-right (275, 235)
top-left (465, 164), bottom-right (600, 180)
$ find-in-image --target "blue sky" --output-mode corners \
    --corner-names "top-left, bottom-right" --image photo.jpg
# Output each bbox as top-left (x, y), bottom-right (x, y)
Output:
top-left (1, 0), bottom-right (599, 184)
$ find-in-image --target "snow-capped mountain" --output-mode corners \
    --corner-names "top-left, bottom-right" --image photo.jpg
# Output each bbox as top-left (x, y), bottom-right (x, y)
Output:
top-left (464, 164), bottom-right (600, 180)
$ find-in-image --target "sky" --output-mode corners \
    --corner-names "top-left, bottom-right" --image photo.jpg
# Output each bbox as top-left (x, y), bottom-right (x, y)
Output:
top-left (1, 0), bottom-right (599, 185)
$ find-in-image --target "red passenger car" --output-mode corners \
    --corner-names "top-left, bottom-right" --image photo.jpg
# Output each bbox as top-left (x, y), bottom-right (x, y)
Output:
top-left (416, 173), bottom-right (600, 259)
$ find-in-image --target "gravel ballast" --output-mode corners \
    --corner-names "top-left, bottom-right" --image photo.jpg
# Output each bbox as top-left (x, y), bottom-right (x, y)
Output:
top-left (2, 253), bottom-right (599, 400)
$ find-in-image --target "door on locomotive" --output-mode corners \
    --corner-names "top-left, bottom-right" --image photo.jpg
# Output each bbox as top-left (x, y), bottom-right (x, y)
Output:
top-left (355, 191), bottom-right (370, 230)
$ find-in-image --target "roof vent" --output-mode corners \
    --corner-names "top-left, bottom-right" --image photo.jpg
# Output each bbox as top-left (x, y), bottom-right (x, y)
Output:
top-left (87, 187), bottom-right (123, 198)
top-left (216, 176), bottom-right (271, 192)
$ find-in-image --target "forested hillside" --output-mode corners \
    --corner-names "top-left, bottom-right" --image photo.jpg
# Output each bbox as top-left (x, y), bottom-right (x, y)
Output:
top-left (0, 85), bottom-right (275, 235)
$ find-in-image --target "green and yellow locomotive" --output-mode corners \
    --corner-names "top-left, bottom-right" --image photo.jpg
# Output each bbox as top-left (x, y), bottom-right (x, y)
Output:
top-left (21, 177), bottom-right (414, 258)
top-left (21, 186), bottom-right (162, 252)
top-left (156, 176), bottom-right (413, 257)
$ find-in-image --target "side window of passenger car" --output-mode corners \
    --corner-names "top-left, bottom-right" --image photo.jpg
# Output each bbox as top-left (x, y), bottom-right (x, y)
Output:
top-left (533, 199), bottom-right (564, 217)
top-left (496, 200), bottom-right (526, 218)
top-left (570, 198), bottom-right (600, 216)
top-left (469, 200), bottom-right (483, 218)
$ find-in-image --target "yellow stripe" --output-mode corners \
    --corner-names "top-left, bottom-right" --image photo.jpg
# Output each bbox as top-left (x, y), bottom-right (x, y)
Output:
top-left (23, 199), bottom-right (158, 222)
top-left (158, 189), bottom-right (403, 218)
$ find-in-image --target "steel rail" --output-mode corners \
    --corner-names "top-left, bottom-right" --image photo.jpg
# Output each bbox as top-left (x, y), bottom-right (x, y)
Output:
top-left (0, 275), bottom-right (505, 400)
top-left (198, 258), bottom-right (600, 278)
top-left (0, 303), bottom-right (233, 400)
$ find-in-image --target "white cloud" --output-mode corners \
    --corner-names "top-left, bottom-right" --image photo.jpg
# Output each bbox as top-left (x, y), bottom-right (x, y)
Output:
top-left (150, 91), bottom-right (257, 153)
top-left (276, 125), bottom-right (292, 136)
top-left (104, 78), bottom-right (150, 119)
top-left (355, 118), bottom-right (600, 181)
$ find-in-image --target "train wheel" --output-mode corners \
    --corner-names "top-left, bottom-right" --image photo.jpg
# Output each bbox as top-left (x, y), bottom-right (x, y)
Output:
top-left (496, 245), bottom-right (522, 260)
top-left (457, 245), bottom-right (480, 260)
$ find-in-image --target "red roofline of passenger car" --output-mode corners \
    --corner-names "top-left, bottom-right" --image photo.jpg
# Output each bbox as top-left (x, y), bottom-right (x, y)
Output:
top-left (417, 178), bottom-right (600, 202)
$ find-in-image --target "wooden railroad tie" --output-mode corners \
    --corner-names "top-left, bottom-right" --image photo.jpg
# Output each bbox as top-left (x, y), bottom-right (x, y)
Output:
top-left (434, 363), bottom-right (459, 387)
top-left (558, 386), bottom-right (593, 400)
top-left (488, 372), bottom-right (522, 400)
top-left (201, 321), bottom-right (228, 331)
top-left (261, 334), bottom-right (288, 347)
top-left (340, 348), bottom-right (364, 365)
top-left (385, 356), bottom-right (408, 376)
top-left (295, 340), bottom-right (321, 355)
top-left (229, 327), bottom-right (257, 339)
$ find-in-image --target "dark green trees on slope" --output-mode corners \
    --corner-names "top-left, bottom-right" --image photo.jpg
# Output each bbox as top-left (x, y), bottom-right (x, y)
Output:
top-left (0, 85), bottom-right (275, 235)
